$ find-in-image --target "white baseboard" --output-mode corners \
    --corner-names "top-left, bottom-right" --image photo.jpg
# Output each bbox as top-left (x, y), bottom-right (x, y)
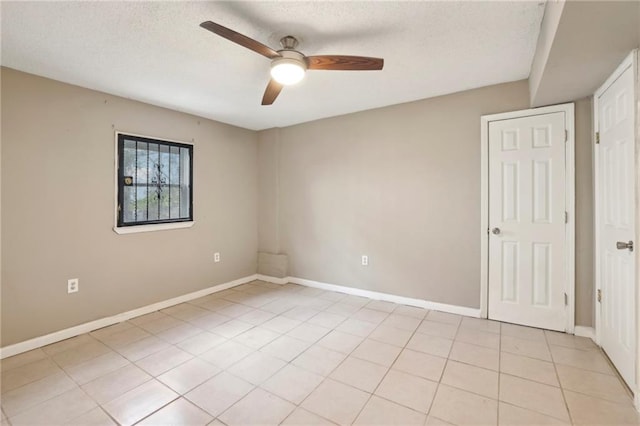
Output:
top-left (0, 274), bottom-right (258, 359)
top-left (574, 326), bottom-right (596, 342)
top-left (1, 272), bottom-right (486, 359)
top-left (285, 276), bottom-right (481, 318)
top-left (256, 274), bottom-right (288, 285)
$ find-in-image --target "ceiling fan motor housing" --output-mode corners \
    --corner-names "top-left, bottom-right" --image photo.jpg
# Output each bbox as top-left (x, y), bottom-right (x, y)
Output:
top-left (270, 49), bottom-right (307, 85)
top-left (273, 50), bottom-right (307, 70)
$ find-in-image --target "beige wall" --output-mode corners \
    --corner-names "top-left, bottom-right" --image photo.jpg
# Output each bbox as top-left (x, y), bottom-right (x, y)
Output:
top-left (259, 81), bottom-right (596, 326)
top-left (1, 69), bottom-right (598, 348)
top-left (1, 68), bottom-right (258, 346)
top-left (574, 97), bottom-right (594, 326)
top-left (257, 129), bottom-right (280, 255)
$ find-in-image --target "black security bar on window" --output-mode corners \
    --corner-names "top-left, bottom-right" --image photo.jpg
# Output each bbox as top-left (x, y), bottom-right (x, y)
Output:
top-left (117, 133), bottom-right (193, 227)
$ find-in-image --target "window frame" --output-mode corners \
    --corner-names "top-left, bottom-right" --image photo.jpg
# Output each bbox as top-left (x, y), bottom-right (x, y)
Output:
top-left (113, 131), bottom-right (194, 234)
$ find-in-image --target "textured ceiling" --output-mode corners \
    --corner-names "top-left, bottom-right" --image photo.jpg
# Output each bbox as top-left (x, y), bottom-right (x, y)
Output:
top-left (1, 1), bottom-right (545, 131)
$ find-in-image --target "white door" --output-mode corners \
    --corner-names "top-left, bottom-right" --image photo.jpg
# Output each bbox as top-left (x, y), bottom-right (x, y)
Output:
top-left (488, 112), bottom-right (568, 331)
top-left (596, 57), bottom-right (636, 389)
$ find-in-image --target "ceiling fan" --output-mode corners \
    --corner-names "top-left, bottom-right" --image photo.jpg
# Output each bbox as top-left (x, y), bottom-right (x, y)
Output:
top-left (200, 21), bottom-right (384, 105)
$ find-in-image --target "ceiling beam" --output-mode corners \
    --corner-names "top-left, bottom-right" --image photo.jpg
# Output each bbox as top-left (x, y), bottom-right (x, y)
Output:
top-left (529, 0), bottom-right (640, 107)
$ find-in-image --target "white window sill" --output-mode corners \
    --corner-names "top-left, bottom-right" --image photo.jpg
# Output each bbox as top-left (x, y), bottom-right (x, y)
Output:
top-left (113, 221), bottom-right (194, 235)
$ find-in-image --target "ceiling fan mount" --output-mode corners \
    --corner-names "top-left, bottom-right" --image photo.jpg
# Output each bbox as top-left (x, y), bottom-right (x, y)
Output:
top-left (278, 35), bottom-right (299, 51)
top-left (200, 21), bottom-right (384, 105)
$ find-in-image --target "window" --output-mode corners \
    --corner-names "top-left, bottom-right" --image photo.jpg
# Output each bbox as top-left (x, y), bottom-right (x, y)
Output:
top-left (117, 133), bottom-right (193, 228)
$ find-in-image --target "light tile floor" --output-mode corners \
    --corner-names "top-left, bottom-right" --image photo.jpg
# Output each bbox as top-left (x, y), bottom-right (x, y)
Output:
top-left (1, 281), bottom-right (639, 425)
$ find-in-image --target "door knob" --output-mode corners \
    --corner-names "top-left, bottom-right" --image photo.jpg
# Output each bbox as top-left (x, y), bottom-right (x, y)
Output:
top-left (616, 241), bottom-right (634, 252)
top-left (492, 228), bottom-right (501, 235)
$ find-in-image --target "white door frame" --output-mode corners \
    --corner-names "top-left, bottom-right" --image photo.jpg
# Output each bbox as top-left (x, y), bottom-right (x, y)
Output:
top-left (480, 103), bottom-right (576, 333)
top-left (593, 49), bottom-right (638, 402)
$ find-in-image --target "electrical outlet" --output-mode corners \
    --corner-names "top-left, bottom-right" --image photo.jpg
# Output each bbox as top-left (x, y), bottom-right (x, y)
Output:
top-left (214, 252), bottom-right (221, 263)
top-left (68, 278), bottom-right (79, 294)
top-left (361, 255), bottom-right (369, 266)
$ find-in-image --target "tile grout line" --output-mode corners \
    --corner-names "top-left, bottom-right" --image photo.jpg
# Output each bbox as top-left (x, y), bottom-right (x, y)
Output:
top-left (444, 325), bottom-right (502, 376)
top-left (596, 345), bottom-right (636, 399)
top-left (425, 314), bottom-right (463, 424)
top-left (129, 394), bottom-right (182, 426)
top-left (546, 330), bottom-right (575, 424)
top-left (6, 281), bottom-right (633, 426)
top-left (545, 335), bottom-right (636, 407)
top-left (1, 406), bottom-right (12, 426)
top-left (348, 306), bottom-right (430, 424)
top-left (283, 302), bottom-right (422, 423)
top-left (286, 300), bottom-right (393, 424)
top-left (46, 288), bottom-right (261, 424)
top-left (17, 337), bottom-right (111, 424)
top-left (222, 292), bottom-right (349, 426)
top-left (497, 327), bottom-right (591, 423)
top-left (86, 322), bottom-right (187, 425)
top-left (6, 288), bottom-right (460, 424)
top-left (2, 286), bottom-right (333, 424)
top-left (215, 288), bottom-right (462, 421)
top-left (188, 320), bottom-right (266, 422)
top-left (284, 291), bottom-right (377, 424)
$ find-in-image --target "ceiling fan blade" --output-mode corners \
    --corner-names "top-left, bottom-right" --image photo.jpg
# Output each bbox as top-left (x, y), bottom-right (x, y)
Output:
top-left (200, 21), bottom-right (280, 59)
top-left (306, 55), bottom-right (384, 71)
top-left (262, 79), bottom-right (284, 105)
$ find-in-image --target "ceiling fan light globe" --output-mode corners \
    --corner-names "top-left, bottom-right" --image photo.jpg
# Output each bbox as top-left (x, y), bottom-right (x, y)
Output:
top-left (270, 61), bottom-right (305, 85)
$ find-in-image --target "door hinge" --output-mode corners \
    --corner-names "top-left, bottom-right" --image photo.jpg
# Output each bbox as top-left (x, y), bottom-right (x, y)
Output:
top-left (595, 131), bottom-right (600, 144)
top-left (565, 130), bottom-right (568, 142)
top-left (597, 289), bottom-right (602, 303)
top-left (564, 211), bottom-right (568, 223)
top-left (564, 293), bottom-right (568, 306)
